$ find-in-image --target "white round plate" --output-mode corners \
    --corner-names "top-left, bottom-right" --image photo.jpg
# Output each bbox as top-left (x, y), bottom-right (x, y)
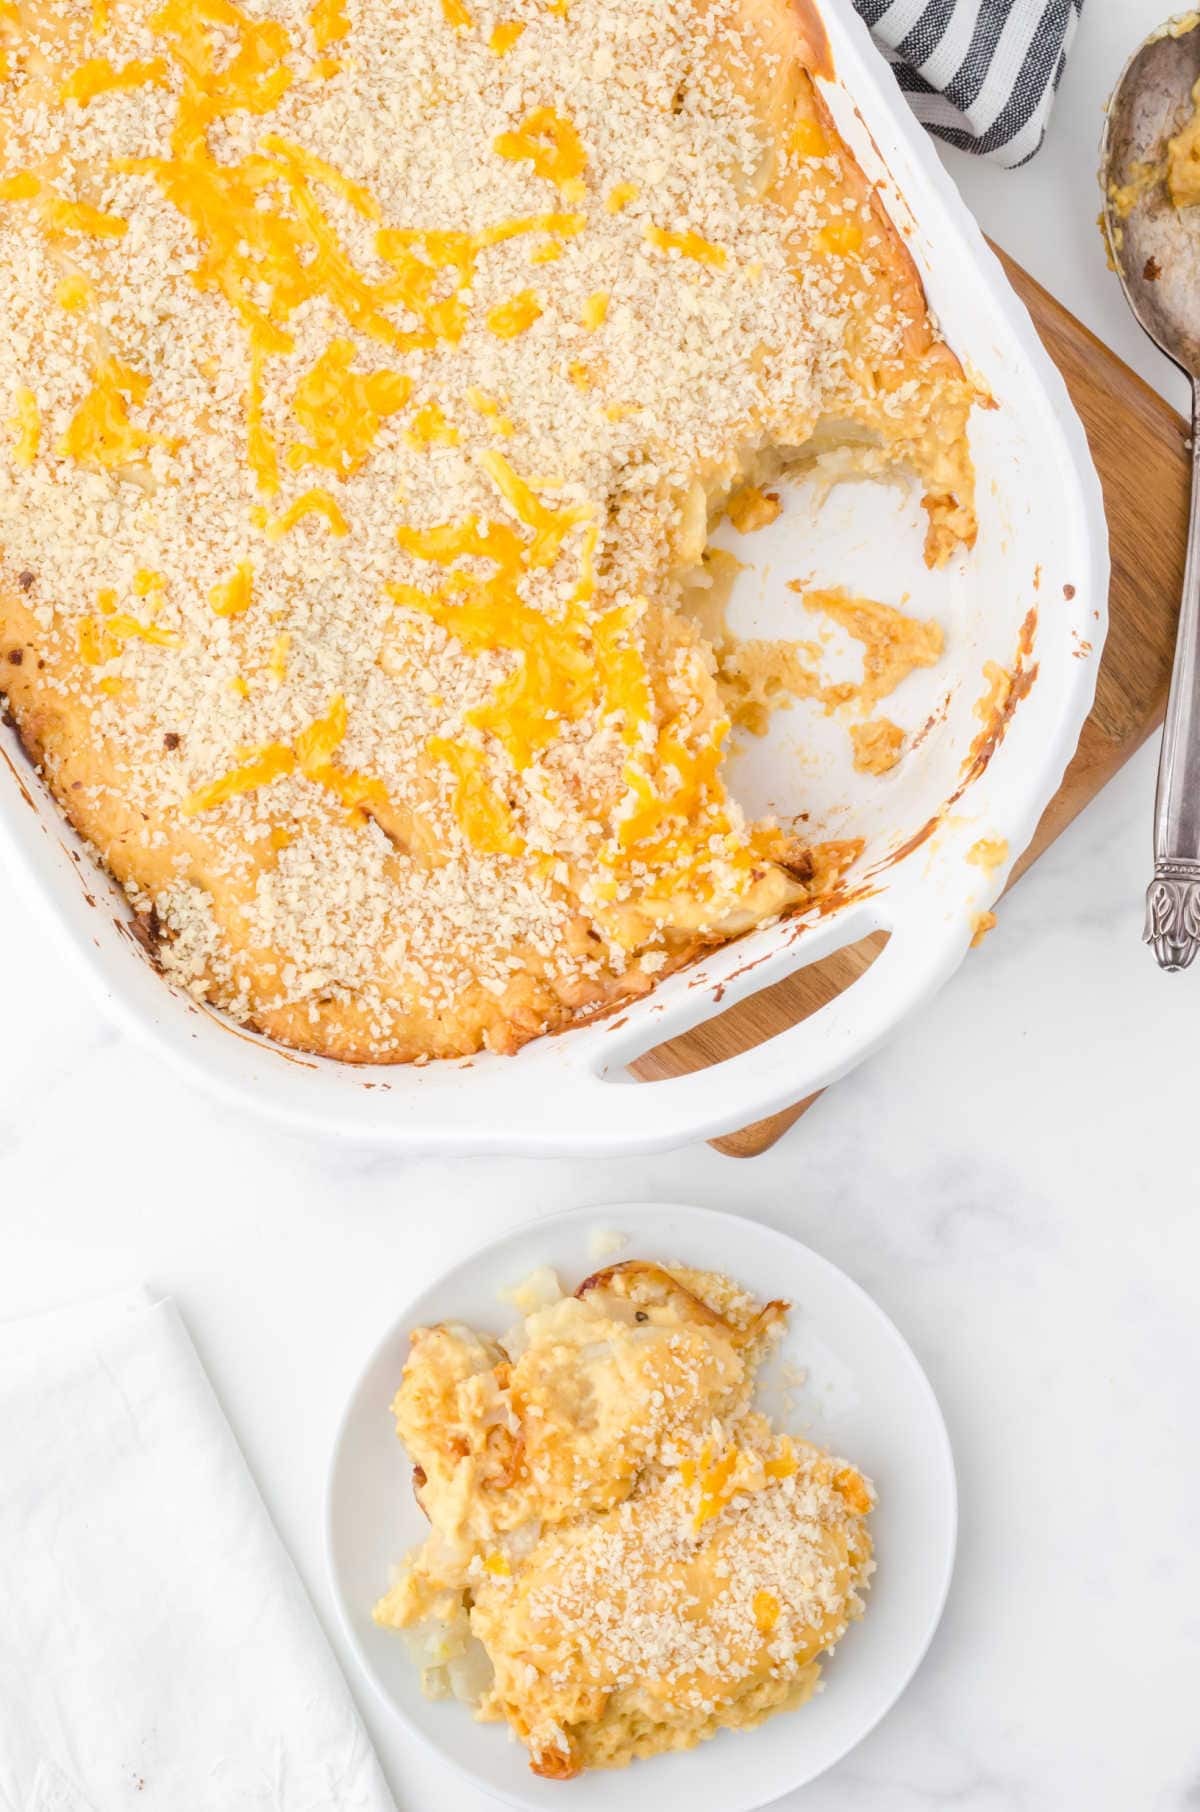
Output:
top-left (326, 1203), bottom-right (957, 1811)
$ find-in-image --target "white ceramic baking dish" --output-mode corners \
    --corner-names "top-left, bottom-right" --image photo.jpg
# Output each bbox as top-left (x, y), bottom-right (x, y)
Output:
top-left (0, 0), bottom-right (1108, 1156)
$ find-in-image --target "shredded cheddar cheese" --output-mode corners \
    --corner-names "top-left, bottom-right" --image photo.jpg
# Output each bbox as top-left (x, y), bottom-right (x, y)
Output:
top-left (486, 290), bottom-right (542, 338)
top-left (287, 339), bottom-right (411, 476)
top-left (494, 106), bottom-right (587, 200)
top-left (209, 562), bottom-right (254, 619)
top-left (817, 219), bottom-right (863, 257)
top-left (427, 737), bottom-right (525, 856)
top-left (644, 224), bottom-right (727, 266)
top-left (0, 171), bottom-right (128, 238)
top-left (186, 696), bottom-right (390, 823)
top-left (59, 56), bottom-right (167, 105)
top-left (78, 597), bottom-right (180, 666)
top-left (790, 117), bottom-right (828, 158)
top-left (183, 742), bottom-right (297, 814)
top-left (405, 402), bottom-right (459, 447)
top-left (254, 488), bottom-right (350, 540)
top-left (582, 290), bottom-right (608, 330)
top-left (0, 172), bottom-right (42, 201)
top-left (465, 387), bottom-right (514, 435)
top-left (293, 693), bottom-right (390, 824)
top-left (489, 20), bottom-right (524, 53)
top-left (57, 357), bottom-right (171, 471)
top-left (54, 274), bottom-right (91, 310)
top-left (310, 0), bottom-right (349, 49)
top-left (605, 181), bottom-right (639, 212)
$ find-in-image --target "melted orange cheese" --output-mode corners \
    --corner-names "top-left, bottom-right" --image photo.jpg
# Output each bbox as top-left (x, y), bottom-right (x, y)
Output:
top-left (388, 443), bottom-right (771, 911)
top-left (404, 401), bottom-right (459, 447)
top-left (287, 338), bottom-right (411, 476)
top-left (645, 224), bottom-right (726, 266)
top-left (310, 0), bottom-right (349, 50)
top-left (494, 105), bottom-right (587, 200)
top-left (489, 20), bottom-right (524, 53)
top-left (185, 696), bottom-right (391, 822)
top-left (293, 694), bottom-right (392, 824)
top-left (183, 742), bottom-right (297, 814)
top-left (817, 219), bottom-right (863, 257)
top-left (752, 1590), bottom-right (780, 1632)
top-left (209, 561), bottom-right (255, 618)
top-left (59, 56), bottom-right (168, 105)
top-left (54, 274), bottom-right (92, 310)
top-left (254, 487), bottom-right (350, 540)
top-left (58, 357), bottom-right (172, 470)
top-left (790, 117), bottom-right (827, 158)
top-left (486, 290), bottom-right (542, 338)
top-left (78, 583), bottom-right (180, 664)
top-left (0, 171), bottom-right (127, 238)
top-left (426, 738), bottom-right (525, 856)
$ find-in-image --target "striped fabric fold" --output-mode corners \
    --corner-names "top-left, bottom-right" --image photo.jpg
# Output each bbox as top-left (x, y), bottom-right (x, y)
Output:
top-left (853, 0), bottom-right (1084, 166)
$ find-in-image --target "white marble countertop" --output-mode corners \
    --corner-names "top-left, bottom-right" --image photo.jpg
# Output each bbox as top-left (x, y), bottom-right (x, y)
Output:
top-left (4, 5), bottom-right (1198, 1808)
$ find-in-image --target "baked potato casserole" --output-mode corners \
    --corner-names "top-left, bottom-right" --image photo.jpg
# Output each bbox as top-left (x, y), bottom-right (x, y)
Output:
top-left (0, 0), bottom-right (977, 1062)
top-left (374, 1258), bottom-right (875, 1778)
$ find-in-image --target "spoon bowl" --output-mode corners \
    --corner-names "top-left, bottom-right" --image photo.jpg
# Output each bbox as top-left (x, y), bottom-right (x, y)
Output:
top-left (1102, 15), bottom-right (1200, 379)
top-left (1103, 13), bottom-right (1200, 970)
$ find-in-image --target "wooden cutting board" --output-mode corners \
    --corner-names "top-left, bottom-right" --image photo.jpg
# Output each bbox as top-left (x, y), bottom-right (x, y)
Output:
top-left (632, 249), bottom-right (1192, 1156)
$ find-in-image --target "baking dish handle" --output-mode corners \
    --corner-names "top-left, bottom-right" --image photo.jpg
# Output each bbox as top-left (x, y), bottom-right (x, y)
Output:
top-left (573, 910), bottom-right (961, 1149)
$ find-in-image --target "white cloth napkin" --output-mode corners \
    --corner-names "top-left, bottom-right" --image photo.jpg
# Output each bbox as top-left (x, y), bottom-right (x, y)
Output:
top-left (0, 1288), bottom-right (395, 1812)
top-left (855, 0), bottom-right (1084, 166)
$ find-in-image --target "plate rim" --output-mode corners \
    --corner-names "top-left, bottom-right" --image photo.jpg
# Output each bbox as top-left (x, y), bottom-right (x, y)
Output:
top-left (324, 1200), bottom-right (959, 1811)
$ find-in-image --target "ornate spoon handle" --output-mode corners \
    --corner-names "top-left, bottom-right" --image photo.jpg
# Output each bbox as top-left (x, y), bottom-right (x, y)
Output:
top-left (1147, 377), bottom-right (1200, 970)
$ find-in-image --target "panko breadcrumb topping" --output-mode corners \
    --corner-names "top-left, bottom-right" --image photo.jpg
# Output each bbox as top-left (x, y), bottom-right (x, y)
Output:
top-left (0, 0), bottom-right (977, 1062)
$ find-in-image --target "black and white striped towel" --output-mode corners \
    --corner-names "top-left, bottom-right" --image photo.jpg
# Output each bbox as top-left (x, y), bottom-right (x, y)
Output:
top-left (853, 0), bottom-right (1084, 166)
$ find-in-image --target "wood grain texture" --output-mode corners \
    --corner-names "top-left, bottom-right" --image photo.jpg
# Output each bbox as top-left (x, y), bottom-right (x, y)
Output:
top-left (630, 252), bottom-right (1192, 1156)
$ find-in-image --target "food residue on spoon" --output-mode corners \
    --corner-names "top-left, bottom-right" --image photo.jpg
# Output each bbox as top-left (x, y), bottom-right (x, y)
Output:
top-left (1168, 77), bottom-right (1200, 207)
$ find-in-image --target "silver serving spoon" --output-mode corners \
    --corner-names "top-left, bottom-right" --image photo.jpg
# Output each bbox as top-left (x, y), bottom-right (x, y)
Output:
top-left (1102, 14), bottom-right (1200, 969)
